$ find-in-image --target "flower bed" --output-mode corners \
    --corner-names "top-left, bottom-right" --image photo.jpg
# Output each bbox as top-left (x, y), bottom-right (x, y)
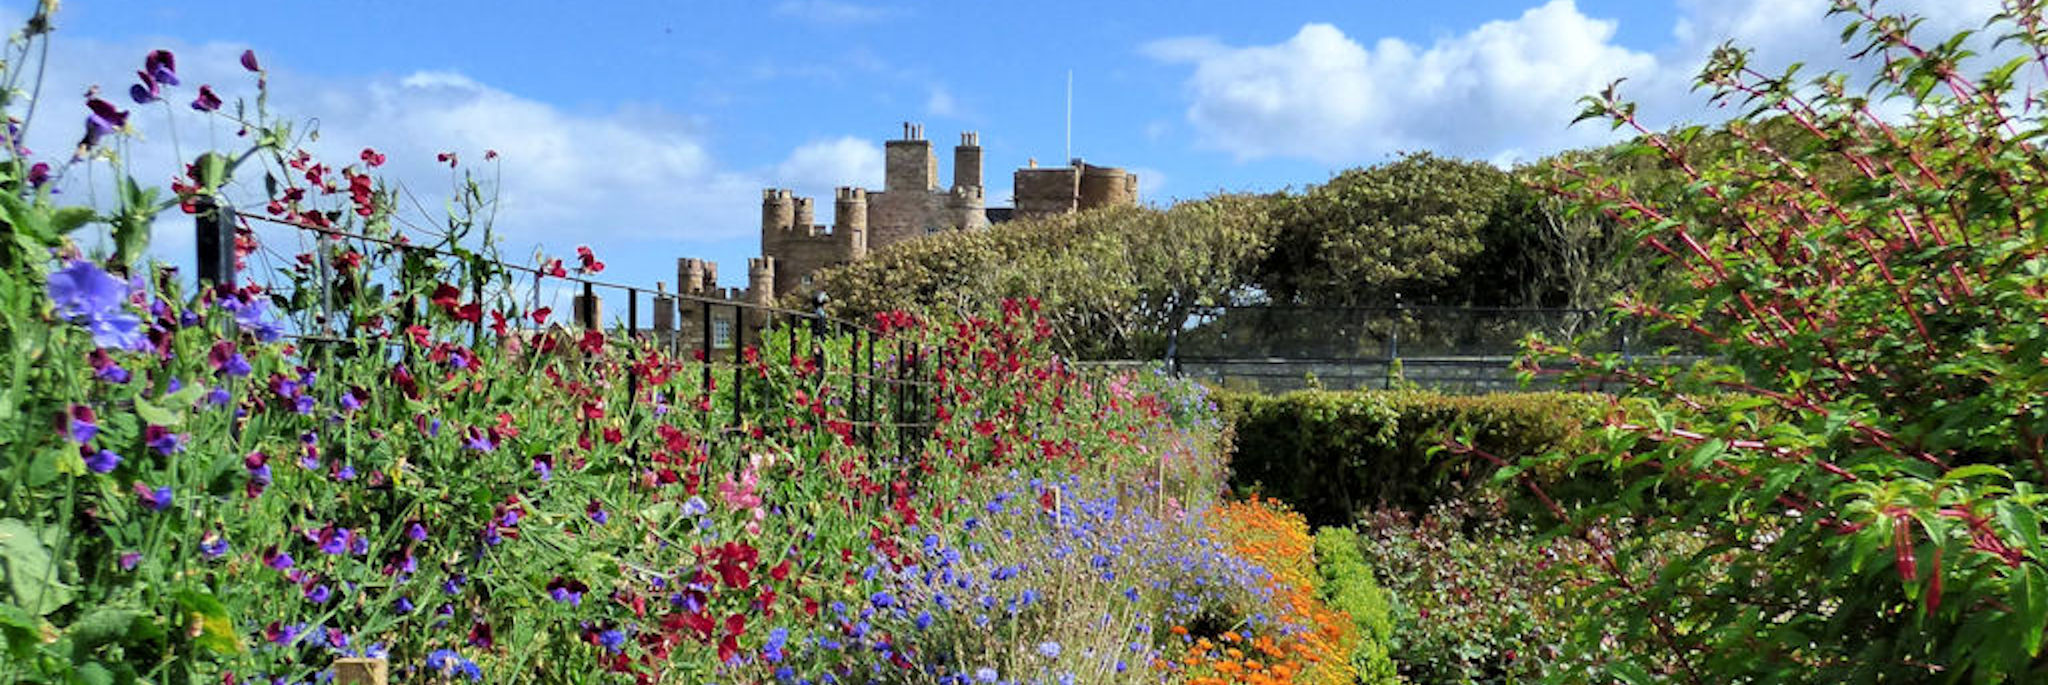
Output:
top-left (0, 19), bottom-right (1369, 684)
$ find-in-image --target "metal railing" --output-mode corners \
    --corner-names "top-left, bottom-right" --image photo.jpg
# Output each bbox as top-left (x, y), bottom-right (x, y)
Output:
top-left (1165, 303), bottom-right (1700, 393)
top-left (194, 200), bottom-right (941, 464)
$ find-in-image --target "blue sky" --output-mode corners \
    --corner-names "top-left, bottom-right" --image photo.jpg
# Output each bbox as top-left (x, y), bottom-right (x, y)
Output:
top-left (30, 0), bottom-right (2004, 304)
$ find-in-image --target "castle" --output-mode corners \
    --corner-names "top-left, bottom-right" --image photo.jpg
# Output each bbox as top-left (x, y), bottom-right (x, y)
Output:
top-left (654, 122), bottom-right (1139, 351)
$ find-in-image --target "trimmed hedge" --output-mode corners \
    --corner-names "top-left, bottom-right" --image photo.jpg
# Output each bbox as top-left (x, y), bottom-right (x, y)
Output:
top-left (1216, 389), bottom-right (1611, 526)
top-left (1313, 526), bottom-right (1398, 684)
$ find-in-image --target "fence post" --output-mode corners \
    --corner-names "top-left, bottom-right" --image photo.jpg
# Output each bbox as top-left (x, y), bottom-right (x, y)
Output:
top-left (653, 282), bottom-right (675, 353)
top-left (194, 197), bottom-right (236, 289)
top-left (1386, 293), bottom-right (1403, 390)
top-left (576, 282), bottom-right (600, 329)
top-left (628, 288), bottom-right (640, 340)
top-left (333, 658), bottom-right (388, 685)
top-left (732, 303), bottom-right (745, 434)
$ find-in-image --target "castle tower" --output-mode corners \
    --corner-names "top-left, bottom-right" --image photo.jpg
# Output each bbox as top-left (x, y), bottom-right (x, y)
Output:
top-left (761, 189), bottom-right (794, 257)
top-left (746, 257), bottom-right (775, 306)
top-left (885, 122), bottom-right (936, 192)
top-left (677, 258), bottom-right (718, 297)
top-left (834, 187), bottom-right (869, 261)
top-left (792, 196), bottom-right (815, 230)
top-left (953, 132), bottom-right (981, 190)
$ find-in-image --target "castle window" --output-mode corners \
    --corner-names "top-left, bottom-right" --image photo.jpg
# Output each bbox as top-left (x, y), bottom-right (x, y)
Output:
top-left (713, 318), bottom-right (732, 349)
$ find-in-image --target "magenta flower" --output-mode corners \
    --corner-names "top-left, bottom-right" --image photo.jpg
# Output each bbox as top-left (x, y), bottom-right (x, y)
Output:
top-left (79, 98), bottom-right (129, 152)
top-left (190, 85), bottom-right (222, 112)
top-left (26, 162), bottom-right (48, 188)
top-left (239, 49), bottom-right (261, 72)
top-left (144, 50), bottom-right (179, 86)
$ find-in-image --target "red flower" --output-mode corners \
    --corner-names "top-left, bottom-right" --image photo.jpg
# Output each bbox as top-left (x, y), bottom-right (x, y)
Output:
top-left (575, 245), bottom-right (605, 274)
top-left (530, 307), bottom-right (553, 324)
top-left (359, 147), bottom-right (385, 167)
top-left (436, 151), bottom-right (458, 168)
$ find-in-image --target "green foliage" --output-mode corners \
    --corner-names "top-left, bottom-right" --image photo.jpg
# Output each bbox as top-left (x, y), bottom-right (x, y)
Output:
top-left (1215, 388), bottom-right (1610, 525)
top-left (1256, 153), bottom-right (1530, 307)
top-left (1311, 526), bottom-right (1396, 684)
top-left (1351, 495), bottom-right (1621, 684)
top-left (809, 195), bottom-right (1273, 359)
top-left (1525, 1), bottom-right (2048, 680)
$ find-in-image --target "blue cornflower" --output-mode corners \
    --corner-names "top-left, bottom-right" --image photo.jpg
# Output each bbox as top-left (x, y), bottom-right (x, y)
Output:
top-left (974, 667), bottom-right (997, 683)
top-left (1037, 641), bottom-right (1061, 658)
top-left (869, 591), bottom-right (895, 609)
top-left (598, 628), bottom-right (626, 653)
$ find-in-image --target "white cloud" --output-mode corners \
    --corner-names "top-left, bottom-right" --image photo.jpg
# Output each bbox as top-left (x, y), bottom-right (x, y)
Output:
top-left (774, 136), bottom-right (883, 191)
top-left (23, 27), bottom-right (766, 272)
top-left (1146, 0), bottom-right (2018, 165)
top-left (925, 86), bottom-right (959, 117)
top-left (773, 0), bottom-right (894, 25)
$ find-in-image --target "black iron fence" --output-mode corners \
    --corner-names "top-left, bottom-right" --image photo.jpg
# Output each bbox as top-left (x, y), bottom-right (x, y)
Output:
top-left (195, 201), bottom-right (939, 463)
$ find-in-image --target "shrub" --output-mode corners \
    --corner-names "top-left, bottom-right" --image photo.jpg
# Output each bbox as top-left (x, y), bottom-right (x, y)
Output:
top-left (1350, 495), bottom-right (1595, 684)
top-left (1214, 389), bottom-right (1610, 525)
top-left (1516, 0), bottom-right (2048, 679)
top-left (1310, 527), bottom-right (1395, 685)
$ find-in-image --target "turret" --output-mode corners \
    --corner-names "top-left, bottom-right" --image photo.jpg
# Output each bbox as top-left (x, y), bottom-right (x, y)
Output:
top-left (953, 131), bottom-right (982, 190)
top-left (677, 258), bottom-right (718, 297)
top-left (792, 196), bottom-right (815, 231)
top-left (834, 186), bottom-right (869, 260)
top-left (885, 122), bottom-right (937, 192)
top-left (746, 257), bottom-right (775, 306)
top-left (761, 188), bottom-right (794, 254)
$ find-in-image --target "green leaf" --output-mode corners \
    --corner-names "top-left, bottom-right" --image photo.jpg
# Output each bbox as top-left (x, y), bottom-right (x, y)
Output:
top-left (0, 603), bottom-right (40, 659)
top-left (67, 607), bottom-right (139, 650)
top-left (72, 662), bottom-right (114, 685)
top-left (132, 396), bottom-right (183, 428)
top-left (0, 518), bottom-right (74, 615)
top-left (193, 152), bottom-right (228, 192)
top-left (49, 207), bottom-right (96, 235)
top-left (172, 589), bottom-right (240, 655)
top-left (1688, 438), bottom-right (1728, 469)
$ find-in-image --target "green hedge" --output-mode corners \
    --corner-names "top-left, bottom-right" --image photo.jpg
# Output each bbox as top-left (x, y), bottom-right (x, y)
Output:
top-left (1313, 526), bottom-right (1398, 684)
top-left (1216, 389), bottom-right (1611, 525)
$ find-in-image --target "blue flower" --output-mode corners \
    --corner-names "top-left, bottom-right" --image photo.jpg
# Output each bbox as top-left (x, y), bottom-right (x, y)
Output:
top-left (85, 449), bottom-right (120, 474)
top-left (974, 667), bottom-right (997, 683)
top-left (424, 649), bottom-right (482, 681)
top-left (46, 260), bottom-right (145, 350)
top-left (1037, 641), bottom-right (1061, 658)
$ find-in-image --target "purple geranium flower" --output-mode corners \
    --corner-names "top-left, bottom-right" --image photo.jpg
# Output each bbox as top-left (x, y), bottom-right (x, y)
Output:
top-left (240, 49), bottom-right (261, 72)
top-left (304, 583), bottom-right (331, 604)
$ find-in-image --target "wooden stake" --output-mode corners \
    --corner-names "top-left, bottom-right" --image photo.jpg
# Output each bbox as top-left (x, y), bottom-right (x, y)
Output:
top-left (334, 658), bottom-right (388, 685)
